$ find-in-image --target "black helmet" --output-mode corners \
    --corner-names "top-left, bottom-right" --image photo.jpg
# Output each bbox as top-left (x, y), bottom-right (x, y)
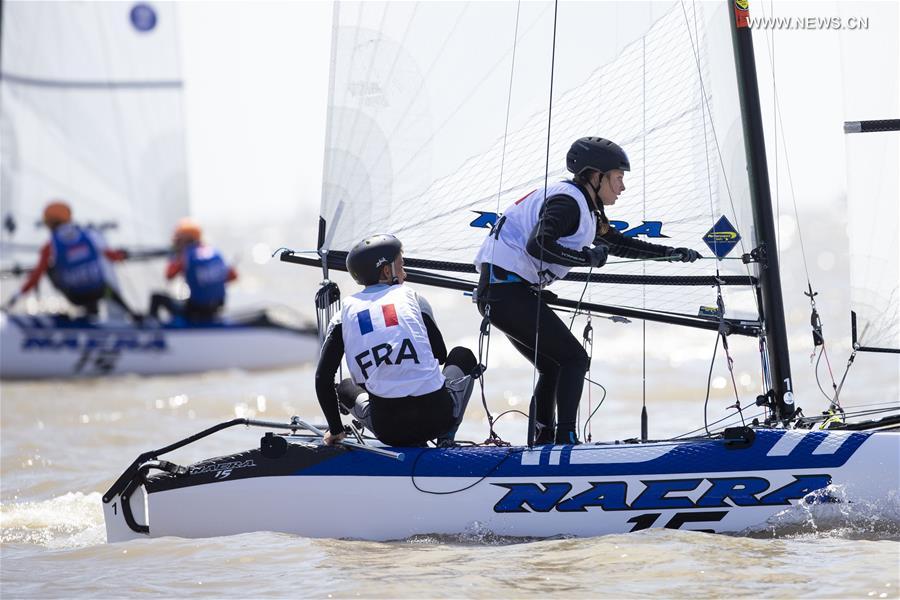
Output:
top-left (566, 137), bottom-right (630, 176)
top-left (346, 234), bottom-right (403, 285)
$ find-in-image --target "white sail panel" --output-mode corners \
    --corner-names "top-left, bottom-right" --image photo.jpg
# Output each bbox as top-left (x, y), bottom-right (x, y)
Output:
top-left (0, 1), bottom-right (189, 253)
top-left (841, 2), bottom-right (900, 351)
top-left (321, 1), bottom-right (756, 318)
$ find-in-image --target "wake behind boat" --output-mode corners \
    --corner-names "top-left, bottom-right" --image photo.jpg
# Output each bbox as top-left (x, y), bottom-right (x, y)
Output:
top-left (0, 310), bottom-right (318, 379)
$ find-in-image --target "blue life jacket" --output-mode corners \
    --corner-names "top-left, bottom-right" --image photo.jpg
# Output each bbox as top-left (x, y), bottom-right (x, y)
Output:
top-left (183, 244), bottom-right (228, 306)
top-left (49, 224), bottom-right (107, 295)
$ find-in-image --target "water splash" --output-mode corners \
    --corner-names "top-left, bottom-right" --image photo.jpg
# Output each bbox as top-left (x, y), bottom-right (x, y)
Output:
top-left (742, 485), bottom-right (900, 540)
top-left (1, 492), bottom-right (105, 549)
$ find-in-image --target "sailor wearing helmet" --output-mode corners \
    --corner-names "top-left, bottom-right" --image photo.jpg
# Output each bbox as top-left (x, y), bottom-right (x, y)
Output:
top-left (316, 234), bottom-right (478, 447)
top-left (474, 137), bottom-right (701, 445)
top-left (2, 200), bottom-right (141, 321)
top-left (148, 217), bottom-right (237, 323)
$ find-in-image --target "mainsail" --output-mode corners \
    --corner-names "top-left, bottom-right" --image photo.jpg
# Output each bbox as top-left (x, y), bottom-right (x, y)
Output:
top-left (319, 1), bottom-right (760, 321)
top-left (0, 1), bottom-right (189, 300)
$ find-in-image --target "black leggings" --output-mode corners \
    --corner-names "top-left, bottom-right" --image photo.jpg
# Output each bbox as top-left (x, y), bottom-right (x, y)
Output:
top-left (149, 293), bottom-right (222, 323)
top-left (369, 390), bottom-right (454, 447)
top-left (58, 284), bottom-right (140, 320)
top-left (338, 346), bottom-right (478, 446)
top-left (476, 266), bottom-right (588, 435)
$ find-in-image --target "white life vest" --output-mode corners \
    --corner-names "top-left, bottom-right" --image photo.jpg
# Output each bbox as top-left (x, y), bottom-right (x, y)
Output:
top-left (340, 284), bottom-right (444, 398)
top-left (473, 180), bottom-right (597, 286)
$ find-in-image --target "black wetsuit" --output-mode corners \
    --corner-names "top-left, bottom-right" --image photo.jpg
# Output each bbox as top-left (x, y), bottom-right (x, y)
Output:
top-left (316, 312), bottom-right (476, 446)
top-left (48, 269), bottom-right (140, 320)
top-left (477, 180), bottom-right (672, 443)
top-left (148, 293), bottom-right (223, 323)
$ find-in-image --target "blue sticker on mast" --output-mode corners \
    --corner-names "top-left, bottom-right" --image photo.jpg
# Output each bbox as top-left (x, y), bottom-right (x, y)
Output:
top-left (703, 216), bottom-right (741, 258)
top-left (130, 3), bottom-right (158, 32)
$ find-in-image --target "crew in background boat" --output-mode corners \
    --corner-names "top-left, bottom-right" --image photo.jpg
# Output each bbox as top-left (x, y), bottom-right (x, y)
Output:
top-left (316, 234), bottom-right (478, 447)
top-left (2, 200), bottom-right (142, 321)
top-left (474, 137), bottom-right (702, 445)
top-left (148, 218), bottom-right (237, 324)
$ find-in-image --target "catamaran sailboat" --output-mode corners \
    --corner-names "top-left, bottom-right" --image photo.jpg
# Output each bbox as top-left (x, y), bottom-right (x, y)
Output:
top-left (103, 0), bottom-right (898, 542)
top-left (0, 2), bottom-right (319, 377)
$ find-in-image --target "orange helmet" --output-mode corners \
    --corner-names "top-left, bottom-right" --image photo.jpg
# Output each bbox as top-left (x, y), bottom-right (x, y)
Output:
top-left (43, 201), bottom-right (72, 226)
top-left (173, 217), bottom-right (202, 243)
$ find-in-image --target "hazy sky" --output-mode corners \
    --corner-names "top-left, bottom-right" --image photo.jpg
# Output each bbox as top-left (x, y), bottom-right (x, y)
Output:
top-left (178, 1), bottom-right (333, 225)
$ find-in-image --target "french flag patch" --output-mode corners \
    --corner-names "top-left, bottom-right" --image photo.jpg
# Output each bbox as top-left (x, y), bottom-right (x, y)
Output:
top-left (356, 304), bottom-right (399, 335)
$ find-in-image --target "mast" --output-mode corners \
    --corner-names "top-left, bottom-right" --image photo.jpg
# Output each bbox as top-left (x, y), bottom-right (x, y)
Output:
top-left (729, 0), bottom-right (794, 420)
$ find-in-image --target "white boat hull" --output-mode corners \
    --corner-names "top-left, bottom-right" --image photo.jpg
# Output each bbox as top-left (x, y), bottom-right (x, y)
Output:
top-left (103, 428), bottom-right (900, 542)
top-left (0, 312), bottom-right (319, 378)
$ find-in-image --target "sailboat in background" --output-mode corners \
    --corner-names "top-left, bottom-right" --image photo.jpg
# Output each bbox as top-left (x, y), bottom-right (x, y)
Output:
top-left (0, 1), bottom-right (318, 378)
top-left (103, 0), bottom-right (898, 542)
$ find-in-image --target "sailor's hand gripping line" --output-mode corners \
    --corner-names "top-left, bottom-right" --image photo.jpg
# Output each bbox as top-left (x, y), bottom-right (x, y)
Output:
top-left (295, 417), bottom-right (404, 460)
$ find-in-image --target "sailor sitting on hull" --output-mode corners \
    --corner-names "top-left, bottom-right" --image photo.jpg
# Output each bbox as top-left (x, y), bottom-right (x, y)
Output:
top-left (148, 218), bottom-right (237, 324)
top-left (3, 200), bottom-right (141, 321)
top-left (316, 234), bottom-right (478, 447)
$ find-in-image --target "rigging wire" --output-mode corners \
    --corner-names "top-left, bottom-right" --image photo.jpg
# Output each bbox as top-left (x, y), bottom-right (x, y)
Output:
top-left (686, 0), bottom-right (749, 427)
top-left (807, 405), bottom-right (899, 420)
top-left (674, 408), bottom-right (767, 440)
top-left (582, 377), bottom-right (608, 443)
top-left (678, 1), bottom-right (755, 273)
top-left (526, 0), bottom-right (559, 447)
top-left (410, 446), bottom-right (520, 496)
top-left (756, 2), bottom-right (842, 405)
top-left (578, 315), bottom-right (595, 441)
top-left (474, 0), bottom-right (522, 447)
top-left (641, 31), bottom-right (648, 443)
top-left (475, 318), bottom-right (505, 445)
top-left (702, 331), bottom-right (720, 436)
top-left (567, 266), bottom-right (594, 331)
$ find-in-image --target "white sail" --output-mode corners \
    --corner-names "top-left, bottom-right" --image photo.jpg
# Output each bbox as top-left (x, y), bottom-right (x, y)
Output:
top-left (320, 1), bottom-right (758, 319)
top-left (0, 1), bottom-right (188, 261)
top-left (840, 3), bottom-right (900, 352)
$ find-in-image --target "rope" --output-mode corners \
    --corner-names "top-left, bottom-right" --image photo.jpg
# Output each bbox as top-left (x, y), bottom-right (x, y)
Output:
top-left (476, 308), bottom-right (506, 446)
top-left (674, 408), bottom-right (767, 440)
top-left (582, 317), bottom-right (594, 442)
top-left (702, 331), bottom-right (720, 436)
top-left (410, 447), bottom-right (520, 495)
top-left (474, 1), bottom-right (522, 448)
top-left (582, 377), bottom-right (608, 442)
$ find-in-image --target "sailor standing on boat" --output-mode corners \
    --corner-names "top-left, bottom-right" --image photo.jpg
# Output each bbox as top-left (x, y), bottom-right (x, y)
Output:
top-left (2, 200), bottom-right (142, 321)
top-left (474, 137), bottom-right (701, 445)
top-left (148, 218), bottom-right (237, 323)
top-left (316, 234), bottom-right (478, 447)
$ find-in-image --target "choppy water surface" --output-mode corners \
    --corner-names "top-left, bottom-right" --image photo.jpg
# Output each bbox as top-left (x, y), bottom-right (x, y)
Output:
top-left (2, 363), bottom-right (898, 599)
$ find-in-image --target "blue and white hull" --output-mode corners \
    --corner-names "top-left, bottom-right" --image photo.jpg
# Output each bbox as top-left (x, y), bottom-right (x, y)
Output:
top-left (0, 312), bottom-right (319, 378)
top-left (103, 427), bottom-right (899, 542)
